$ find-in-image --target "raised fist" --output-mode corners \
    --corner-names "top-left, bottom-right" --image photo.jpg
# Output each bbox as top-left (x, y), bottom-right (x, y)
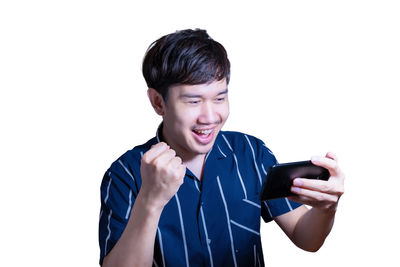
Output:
top-left (139, 142), bottom-right (186, 209)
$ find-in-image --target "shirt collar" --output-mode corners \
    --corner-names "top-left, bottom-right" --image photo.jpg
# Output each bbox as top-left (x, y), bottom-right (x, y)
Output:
top-left (213, 133), bottom-right (230, 159)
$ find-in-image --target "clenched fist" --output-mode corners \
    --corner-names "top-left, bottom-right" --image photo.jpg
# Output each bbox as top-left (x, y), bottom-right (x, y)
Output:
top-left (139, 142), bottom-right (186, 210)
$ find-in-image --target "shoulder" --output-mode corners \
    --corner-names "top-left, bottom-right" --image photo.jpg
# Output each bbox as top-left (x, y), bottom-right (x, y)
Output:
top-left (216, 130), bottom-right (267, 152)
top-left (216, 130), bottom-right (276, 163)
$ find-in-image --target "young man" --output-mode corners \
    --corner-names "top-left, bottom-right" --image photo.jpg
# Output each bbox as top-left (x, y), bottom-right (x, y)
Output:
top-left (99, 29), bottom-right (345, 267)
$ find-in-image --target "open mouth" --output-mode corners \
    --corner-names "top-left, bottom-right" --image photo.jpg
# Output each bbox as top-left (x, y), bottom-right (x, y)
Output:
top-left (192, 128), bottom-right (214, 144)
top-left (193, 129), bottom-right (212, 135)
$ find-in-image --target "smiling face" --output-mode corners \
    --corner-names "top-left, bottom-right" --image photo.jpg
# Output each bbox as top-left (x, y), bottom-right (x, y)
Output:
top-left (149, 79), bottom-right (229, 162)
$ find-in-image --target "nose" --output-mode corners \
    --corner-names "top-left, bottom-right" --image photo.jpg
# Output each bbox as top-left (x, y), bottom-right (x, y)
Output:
top-left (198, 101), bottom-right (219, 124)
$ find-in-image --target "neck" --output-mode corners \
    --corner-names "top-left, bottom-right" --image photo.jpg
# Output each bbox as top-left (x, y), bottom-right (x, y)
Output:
top-left (184, 154), bottom-right (206, 181)
top-left (160, 125), bottom-right (207, 180)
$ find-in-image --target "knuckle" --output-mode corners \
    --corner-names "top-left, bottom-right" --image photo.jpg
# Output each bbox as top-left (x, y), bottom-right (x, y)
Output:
top-left (171, 157), bottom-right (180, 166)
top-left (168, 149), bottom-right (176, 157)
top-left (315, 193), bottom-right (325, 202)
top-left (141, 154), bottom-right (150, 164)
top-left (330, 196), bottom-right (339, 205)
top-left (152, 157), bottom-right (161, 167)
top-left (332, 161), bottom-right (340, 172)
top-left (175, 156), bottom-right (182, 164)
top-left (174, 175), bottom-right (183, 185)
top-left (320, 183), bottom-right (331, 193)
top-left (338, 186), bottom-right (345, 196)
top-left (177, 167), bottom-right (186, 179)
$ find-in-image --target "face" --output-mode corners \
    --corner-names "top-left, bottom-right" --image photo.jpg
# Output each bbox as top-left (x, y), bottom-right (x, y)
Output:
top-left (158, 79), bottom-right (229, 161)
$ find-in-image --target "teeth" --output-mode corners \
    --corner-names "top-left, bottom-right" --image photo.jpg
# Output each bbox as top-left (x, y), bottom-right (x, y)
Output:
top-left (194, 129), bottom-right (212, 135)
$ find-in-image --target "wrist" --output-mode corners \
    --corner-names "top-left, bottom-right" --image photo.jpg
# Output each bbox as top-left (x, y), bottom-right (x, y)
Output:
top-left (136, 191), bottom-right (165, 215)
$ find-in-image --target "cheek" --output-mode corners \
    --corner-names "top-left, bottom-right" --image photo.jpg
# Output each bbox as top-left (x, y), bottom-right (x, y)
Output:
top-left (220, 102), bottom-right (230, 121)
top-left (171, 106), bottom-right (198, 126)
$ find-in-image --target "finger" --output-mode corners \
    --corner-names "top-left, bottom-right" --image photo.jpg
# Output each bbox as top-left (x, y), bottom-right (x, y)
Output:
top-left (325, 151), bottom-right (338, 162)
top-left (293, 178), bottom-right (343, 195)
top-left (153, 148), bottom-right (177, 166)
top-left (291, 186), bottom-right (338, 203)
top-left (311, 156), bottom-right (340, 176)
top-left (171, 157), bottom-right (187, 180)
top-left (168, 157), bottom-right (186, 182)
top-left (142, 142), bottom-right (169, 162)
top-left (169, 155), bottom-right (183, 168)
top-left (177, 164), bottom-right (187, 181)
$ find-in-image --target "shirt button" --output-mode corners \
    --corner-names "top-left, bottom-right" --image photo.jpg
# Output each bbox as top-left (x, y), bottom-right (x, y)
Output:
top-left (207, 239), bottom-right (211, 245)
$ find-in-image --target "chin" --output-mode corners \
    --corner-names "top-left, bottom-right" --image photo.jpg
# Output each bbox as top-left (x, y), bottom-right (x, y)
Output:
top-left (194, 138), bottom-right (217, 154)
top-left (197, 146), bottom-right (213, 155)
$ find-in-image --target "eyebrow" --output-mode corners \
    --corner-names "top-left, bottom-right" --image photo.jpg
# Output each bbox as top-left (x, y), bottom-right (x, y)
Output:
top-left (180, 88), bottom-right (228, 98)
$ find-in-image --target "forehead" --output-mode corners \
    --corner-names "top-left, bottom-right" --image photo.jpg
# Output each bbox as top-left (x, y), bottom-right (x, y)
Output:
top-left (169, 79), bottom-right (228, 97)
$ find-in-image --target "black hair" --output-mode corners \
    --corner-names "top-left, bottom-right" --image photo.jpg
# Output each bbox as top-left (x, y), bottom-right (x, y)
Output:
top-left (142, 29), bottom-right (230, 100)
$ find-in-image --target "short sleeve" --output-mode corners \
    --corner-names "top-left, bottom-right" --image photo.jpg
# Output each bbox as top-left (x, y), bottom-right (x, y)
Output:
top-left (254, 139), bottom-right (302, 223)
top-left (98, 156), bottom-right (140, 265)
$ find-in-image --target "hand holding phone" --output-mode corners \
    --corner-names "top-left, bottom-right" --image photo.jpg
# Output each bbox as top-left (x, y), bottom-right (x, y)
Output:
top-left (260, 160), bottom-right (330, 201)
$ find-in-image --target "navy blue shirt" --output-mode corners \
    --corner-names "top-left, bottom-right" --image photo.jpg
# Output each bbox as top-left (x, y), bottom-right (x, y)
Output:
top-left (99, 129), bottom-right (302, 266)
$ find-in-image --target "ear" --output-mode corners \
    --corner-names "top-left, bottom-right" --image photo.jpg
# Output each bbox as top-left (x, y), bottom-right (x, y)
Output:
top-left (147, 88), bottom-right (165, 116)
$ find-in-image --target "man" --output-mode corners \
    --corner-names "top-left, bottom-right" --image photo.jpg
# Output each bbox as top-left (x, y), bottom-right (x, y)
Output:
top-left (99, 29), bottom-right (345, 267)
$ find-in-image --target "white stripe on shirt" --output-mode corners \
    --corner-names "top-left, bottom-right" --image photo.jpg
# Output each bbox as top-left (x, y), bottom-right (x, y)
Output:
top-left (221, 134), bottom-right (233, 151)
top-left (104, 175), bottom-right (112, 203)
top-left (118, 160), bottom-right (135, 181)
top-left (232, 153), bottom-right (248, 199)
top-left (244, 135), bottom-right (263, 185)
top-left (217, 144), bottom-right (227, 157)
top-left (216, 176), bottom-right (238, 267)
top-left (200, 206), bottom-right (214, 267)
top-left (253, 245), bottom-right (257, 267)
top-left (175, 194), bottom-right (190, 267)
top-left (157, 228), bottom-right (166, 267)
top-left (230, 220), bottom-right (260, 236)
top-left (125, 190), bottom-right (132, 219)
top-left (194, 180), bottom-right (200, 192)
top-left (261, 163), bottom-right (268, 176)
top-left (262, 144), bottom-right (274, 155)
top-left (104, 210), bottom-right (112, 254)
top-left (285, 198), bottom-right (293, 211)
top-left (221, 134), bottom-right (248, 199)
top-left (263, 201), bottom-right (273, 218)
top-left (104, 175), bottom-right (113, 254)
top-left (243, 199), bottom-right (261, 209)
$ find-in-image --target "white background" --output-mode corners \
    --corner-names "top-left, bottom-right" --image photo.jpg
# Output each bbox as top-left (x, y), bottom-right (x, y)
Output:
top-left (1, 0), bottom-right (399, 266)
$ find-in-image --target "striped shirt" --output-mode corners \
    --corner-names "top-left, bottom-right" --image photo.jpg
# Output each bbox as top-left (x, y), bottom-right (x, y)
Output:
top-left (99, 129), bottom-right (302, 266)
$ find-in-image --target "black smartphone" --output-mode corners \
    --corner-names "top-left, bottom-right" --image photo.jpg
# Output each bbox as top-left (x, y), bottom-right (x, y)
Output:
top-left (260, 160), bottom-right (330, 201)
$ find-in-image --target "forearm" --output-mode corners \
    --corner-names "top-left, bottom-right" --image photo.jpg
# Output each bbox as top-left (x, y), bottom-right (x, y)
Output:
top-left (292, 207), bottom-right (336, 252)
top-left (102, 192), bottom-right (163, 267)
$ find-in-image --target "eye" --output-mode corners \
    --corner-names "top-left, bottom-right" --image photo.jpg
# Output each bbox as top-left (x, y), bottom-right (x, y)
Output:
top-left (188, 100), bottom-right (200, 104)
top-left (215, 97), bottom-right (225, 102)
